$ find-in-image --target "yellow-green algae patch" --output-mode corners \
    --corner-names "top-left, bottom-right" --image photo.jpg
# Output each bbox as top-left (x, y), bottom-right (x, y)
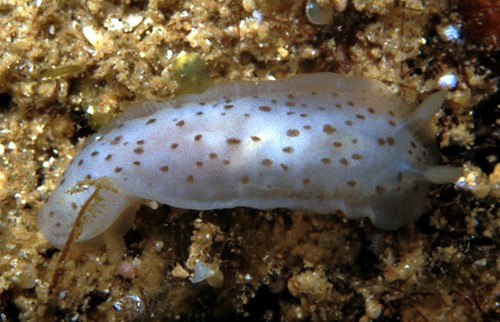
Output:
top-left (171, 51), bottom-right (213, 94)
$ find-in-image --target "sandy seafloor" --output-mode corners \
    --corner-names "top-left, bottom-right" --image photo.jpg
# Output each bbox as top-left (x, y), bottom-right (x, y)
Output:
top-left (0, 0), bottom-right (499, 321)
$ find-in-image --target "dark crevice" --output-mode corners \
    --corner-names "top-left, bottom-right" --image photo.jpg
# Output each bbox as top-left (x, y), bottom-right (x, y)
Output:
top-left (0, 92), bottom-right (12, 112)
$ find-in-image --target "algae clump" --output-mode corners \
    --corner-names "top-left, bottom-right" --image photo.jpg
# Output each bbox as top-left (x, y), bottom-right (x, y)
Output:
top-left (171, 52), bottom-right (212, 94)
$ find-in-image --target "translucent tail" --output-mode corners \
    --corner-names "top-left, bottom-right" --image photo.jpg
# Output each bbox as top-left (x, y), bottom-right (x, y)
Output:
top-left (422, 165), bottom-right (462, 184)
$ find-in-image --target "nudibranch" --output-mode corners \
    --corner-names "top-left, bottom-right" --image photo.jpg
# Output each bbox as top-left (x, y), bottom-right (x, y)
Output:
top-left (38, 73), bottom-right (460, 247)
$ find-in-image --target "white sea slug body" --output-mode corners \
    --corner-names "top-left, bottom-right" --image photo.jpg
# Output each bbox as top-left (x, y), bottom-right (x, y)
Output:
top-left (38, 73), bottom-right (460, 247)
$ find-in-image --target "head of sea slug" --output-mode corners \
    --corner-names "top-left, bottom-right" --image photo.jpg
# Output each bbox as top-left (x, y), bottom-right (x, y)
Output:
top-left (38, 177), bottom-right (142, 248)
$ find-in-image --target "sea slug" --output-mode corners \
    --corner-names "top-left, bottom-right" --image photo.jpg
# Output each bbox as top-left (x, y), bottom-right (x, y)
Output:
top-left (38, 73), bottom-right (461, 247)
